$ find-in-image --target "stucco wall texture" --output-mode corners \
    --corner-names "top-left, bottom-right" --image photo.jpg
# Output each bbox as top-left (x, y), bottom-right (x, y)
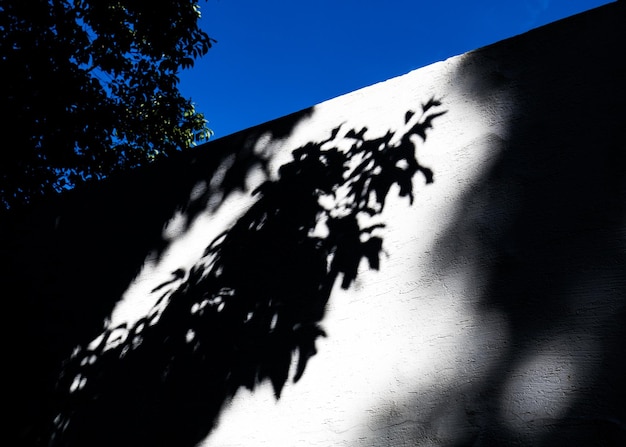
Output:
top-left (4, 2), bottom-right (625, 446)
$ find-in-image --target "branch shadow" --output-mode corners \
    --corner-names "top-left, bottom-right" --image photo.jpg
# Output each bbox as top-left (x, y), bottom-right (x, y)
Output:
top-left (20, 100), bottom-right (447, 447)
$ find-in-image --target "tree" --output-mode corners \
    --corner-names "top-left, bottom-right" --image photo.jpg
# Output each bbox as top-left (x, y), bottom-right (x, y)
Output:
top-left (0, 0), bottom-right (214, 209)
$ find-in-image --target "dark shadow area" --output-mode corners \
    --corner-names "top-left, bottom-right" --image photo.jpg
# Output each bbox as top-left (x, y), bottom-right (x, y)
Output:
top-left (370, 3), bottom-right (625, 446)
top-left (3, 98), bottom-right (445, 446)
top-left (2, 107), bottom-right (312, 447)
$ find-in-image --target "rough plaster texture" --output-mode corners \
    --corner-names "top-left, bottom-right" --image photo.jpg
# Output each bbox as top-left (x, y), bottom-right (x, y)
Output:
top-left (4, 3), bottom-right (625, 446)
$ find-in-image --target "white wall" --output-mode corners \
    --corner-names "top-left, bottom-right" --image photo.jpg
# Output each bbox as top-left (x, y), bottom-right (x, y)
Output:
top-left (198, 4), bottom-right (626, 445)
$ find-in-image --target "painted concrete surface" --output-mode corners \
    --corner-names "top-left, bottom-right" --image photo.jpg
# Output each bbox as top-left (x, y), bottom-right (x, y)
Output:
top-left (4, 2), bottom-right (625, 446)
top-left (199, 4), bottom-right (626, 446)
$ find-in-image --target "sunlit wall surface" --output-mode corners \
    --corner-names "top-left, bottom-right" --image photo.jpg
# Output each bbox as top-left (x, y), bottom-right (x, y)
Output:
top-left (4, 3), bottom-right (624, 447)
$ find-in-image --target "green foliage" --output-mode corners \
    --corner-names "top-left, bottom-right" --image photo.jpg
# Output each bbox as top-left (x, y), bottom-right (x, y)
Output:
top-left (0, 0), bottom-right (214, 209)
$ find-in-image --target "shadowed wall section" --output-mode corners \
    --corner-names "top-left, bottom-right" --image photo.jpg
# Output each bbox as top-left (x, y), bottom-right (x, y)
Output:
top-left (3, 2), bottom-right (625, 446)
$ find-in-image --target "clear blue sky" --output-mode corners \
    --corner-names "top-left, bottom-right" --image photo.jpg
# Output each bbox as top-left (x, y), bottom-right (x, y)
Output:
top-left (178, 0), bottom-right (614, 139)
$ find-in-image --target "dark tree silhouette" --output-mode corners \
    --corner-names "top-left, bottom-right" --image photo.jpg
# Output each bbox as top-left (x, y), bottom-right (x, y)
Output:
top-left (0, 0), bottom-right (214, 209)
top-left (48, 99), bottom-right (446, 447)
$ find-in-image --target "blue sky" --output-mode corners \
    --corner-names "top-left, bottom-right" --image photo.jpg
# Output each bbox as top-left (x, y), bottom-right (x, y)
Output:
top-left (178, 0), bottom-right (614, 139)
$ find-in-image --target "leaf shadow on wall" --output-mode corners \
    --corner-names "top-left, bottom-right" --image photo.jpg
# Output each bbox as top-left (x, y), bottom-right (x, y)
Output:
top-left (3, 109), bottom-right (309, 447)
top-left (47, 101), bottom-right (447, 447)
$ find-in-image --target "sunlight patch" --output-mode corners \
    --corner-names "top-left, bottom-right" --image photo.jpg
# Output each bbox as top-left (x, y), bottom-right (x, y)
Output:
top-left (499, 335), bottom-right (589, 435)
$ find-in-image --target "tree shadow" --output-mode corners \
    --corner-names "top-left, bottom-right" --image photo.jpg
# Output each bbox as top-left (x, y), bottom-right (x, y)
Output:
top-left (20, 100), bottom-right (447, 447)
top-left (367, 3), bottom-right (626, 446)
top-left (3, 108), bottom-right (311, 447)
